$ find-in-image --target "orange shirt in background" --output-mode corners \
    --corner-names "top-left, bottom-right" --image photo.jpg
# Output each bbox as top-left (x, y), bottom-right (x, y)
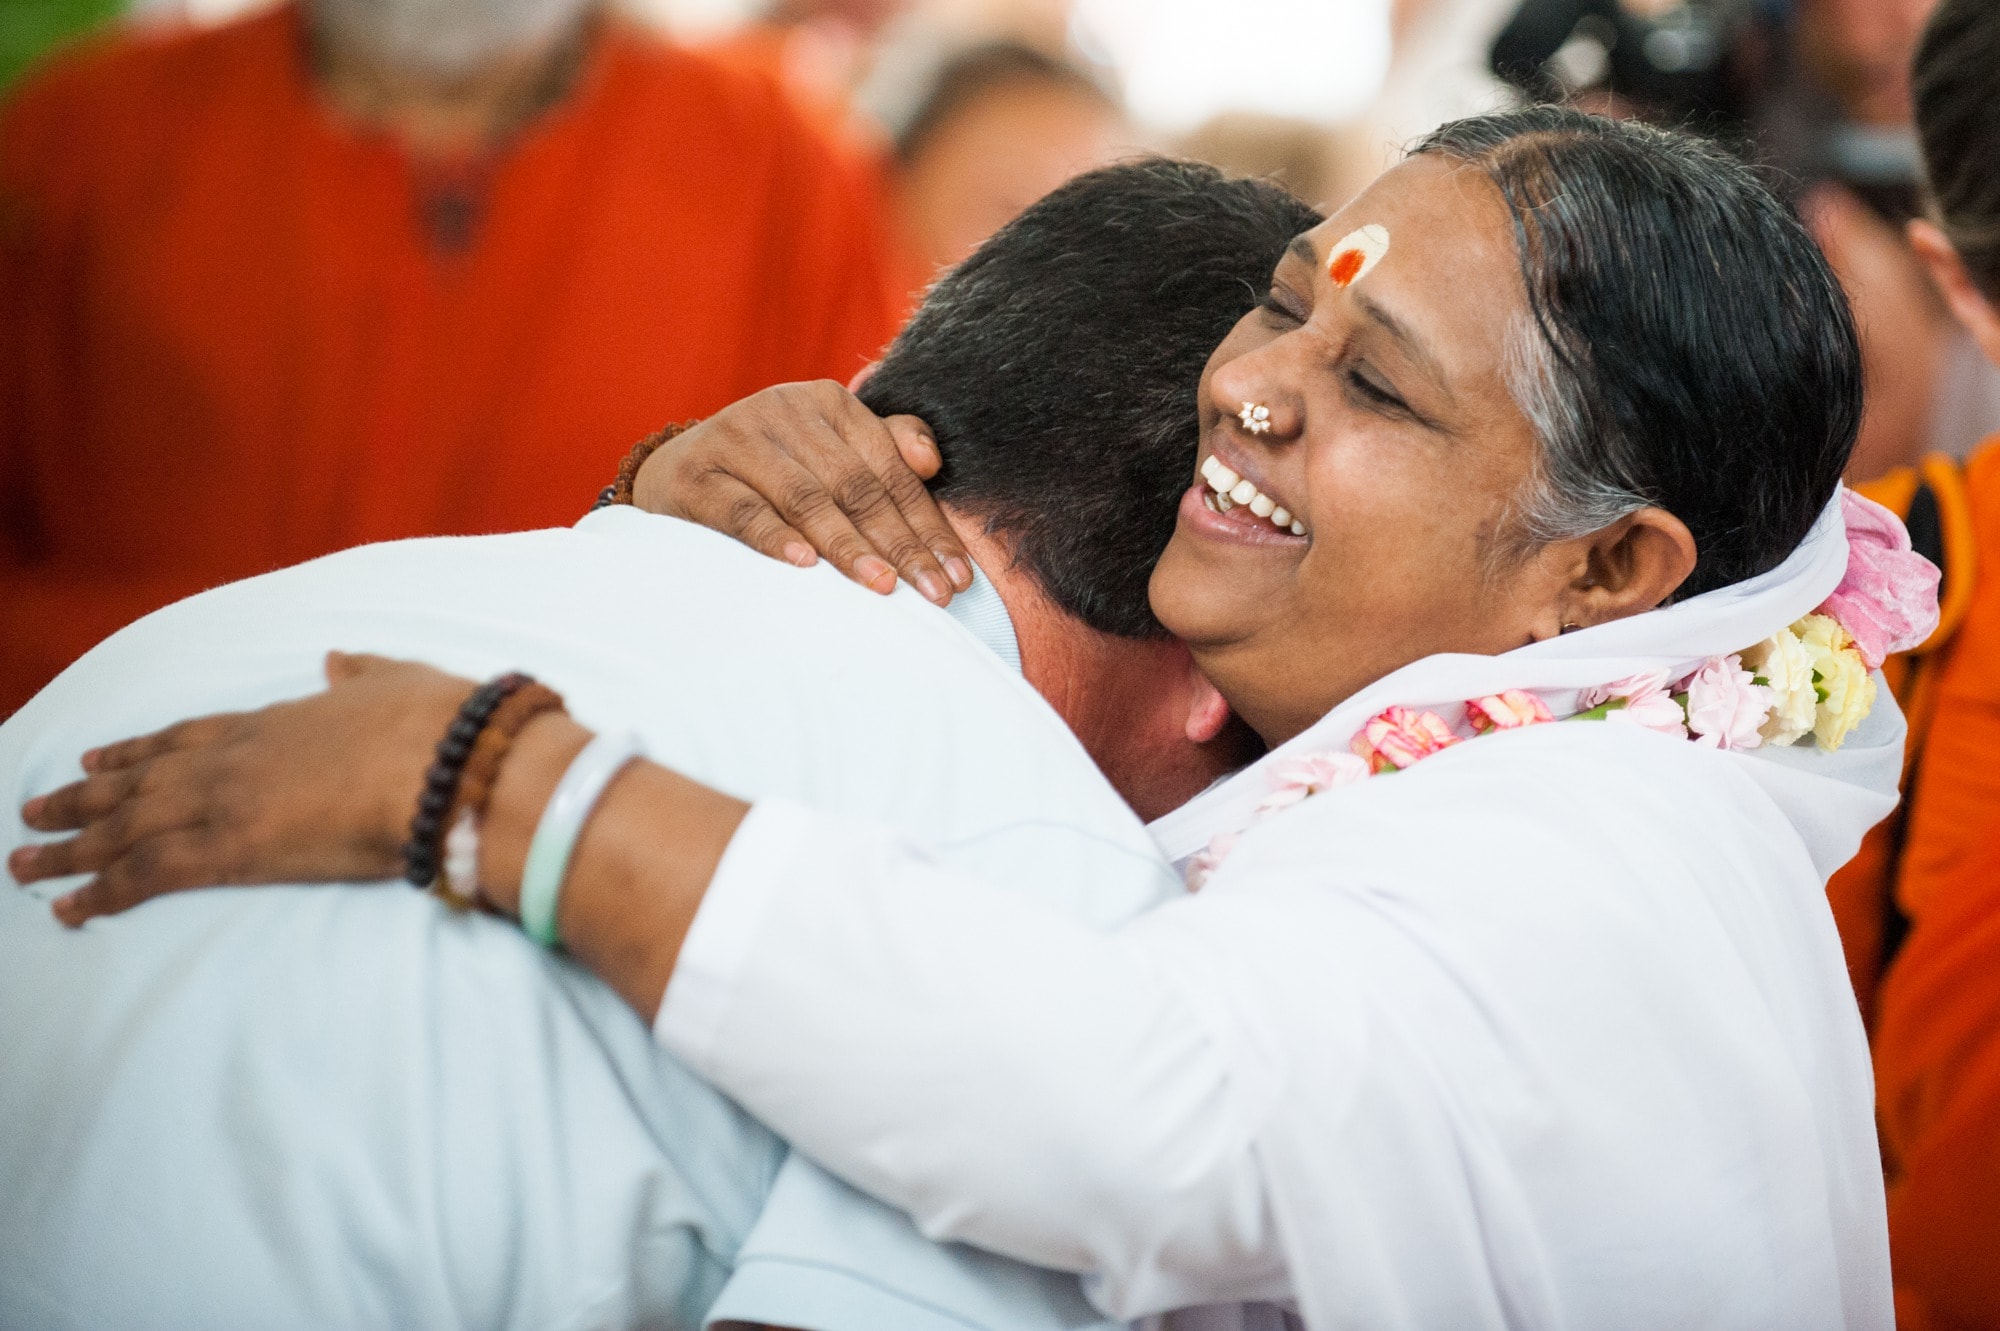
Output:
top-left (0, 5), bottom-right (900, 715)
top-left (1873, 437), bottom-right (2000, 1331)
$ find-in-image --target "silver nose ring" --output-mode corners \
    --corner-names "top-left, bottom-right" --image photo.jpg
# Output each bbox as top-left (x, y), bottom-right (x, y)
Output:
top-left (1238, 401), bottom-right (1272, 435)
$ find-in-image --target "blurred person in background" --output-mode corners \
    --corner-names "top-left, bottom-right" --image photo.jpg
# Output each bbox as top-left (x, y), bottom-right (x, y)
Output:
top-left (0, 0), bottom-right (901, 719)
top-left (1357, 0), bottom-right (1514, 176)
top-left (1488, 0), bottom-right (2000, 482)
top-left (1827, 2), bottom-right (2000, 1326)
top-left (883, 40), bottom-right (1128, 304)
top-left (1174, 112), bottom-right (1367, 214)
top-left (704, 0), bottom-right (906, 148)
top-left (1776, 0), bottom-right (1980, 483)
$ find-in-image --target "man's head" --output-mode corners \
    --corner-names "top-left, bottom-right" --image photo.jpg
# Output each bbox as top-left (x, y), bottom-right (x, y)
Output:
top-left (857, 158), bottom-right (1319, 816)
top-left (862, 158), bottom-right (1321, 638)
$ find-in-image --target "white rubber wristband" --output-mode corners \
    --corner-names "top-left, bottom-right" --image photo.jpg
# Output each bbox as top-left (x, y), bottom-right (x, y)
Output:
top-left (519, 730), bottom-right (643, 947)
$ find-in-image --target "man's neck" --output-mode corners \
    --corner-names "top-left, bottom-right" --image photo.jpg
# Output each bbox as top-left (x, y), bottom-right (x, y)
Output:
top-left (941, 507), bottom-right (1262, 822)
top-left (309, 11), bottom-right (595, 158)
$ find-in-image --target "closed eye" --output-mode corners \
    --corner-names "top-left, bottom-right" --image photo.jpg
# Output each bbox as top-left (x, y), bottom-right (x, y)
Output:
top-left (1259, 286), bottom-right (1307, 325)
top-left (1345, 368), bottom-right (1410, 416)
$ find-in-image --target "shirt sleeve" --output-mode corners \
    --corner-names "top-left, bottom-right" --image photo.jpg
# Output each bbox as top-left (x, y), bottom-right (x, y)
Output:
top-left (654, 799), bottom-right (1292, 1318)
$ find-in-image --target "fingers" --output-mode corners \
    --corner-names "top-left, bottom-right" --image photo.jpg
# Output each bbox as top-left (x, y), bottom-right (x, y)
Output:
top-left (881, 415), bottom-right (972, 591)
top-left (885, 415), bottom-right (942, 478)
top-left (702, 474), bottom-right (822, 569)
top-left (755, 452), bottom-right (904, 595)
top-left (21, 767), bottom-right (141, 834)
top-left (81, 712), bottom-right (237, 774)
top-left (766, 393), bottom-right (953, 601)
top-left (14, 749), bottom-right (208, 882)
top-left (49, 828), bottom-right (222, 927)
top-left (325, 649), bottom-right (401, 683)
top-left (629, 381), bottom-right (966, 600)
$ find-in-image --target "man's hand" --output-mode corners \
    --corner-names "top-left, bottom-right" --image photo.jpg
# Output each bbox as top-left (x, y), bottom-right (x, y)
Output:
top-left (11, 653), bottom-right (471, 926)
top-left (631, 380), bottom-right (974, 605)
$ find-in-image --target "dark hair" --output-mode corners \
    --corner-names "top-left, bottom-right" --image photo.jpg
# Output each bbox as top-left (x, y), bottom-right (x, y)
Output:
top-left (1913, 0), bottom-right (2000, 302)
top-left (894, 42), bottom-right (1114, 166)
top-left (1413, 108), bottom-right (1862, 599)
top-left (858, 158), bottom-right (1320, 636)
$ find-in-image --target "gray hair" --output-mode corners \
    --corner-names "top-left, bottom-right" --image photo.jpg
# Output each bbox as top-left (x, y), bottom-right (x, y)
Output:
top-left (1499, 311), bottom-right (1649, 553)
top-left (1410, 109), bottom-right (1861, 600)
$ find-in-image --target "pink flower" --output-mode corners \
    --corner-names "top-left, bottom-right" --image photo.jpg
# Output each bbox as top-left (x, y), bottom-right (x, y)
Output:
top-left (1255, 751), bottom-right (1369, 816)
top-left (1185, 830), bottom-right (1241, 891)
top-left (1682, 653), bottom-right (1773, 750)
top-left (1815, 488), bottom-right (1942, 669)
top-left (1579, 670), bottom-right (1688, 739)
top-left (1465, 689), bottom-right (1555, 733)
top-left (1350, 706), bottom-right (1461, 773)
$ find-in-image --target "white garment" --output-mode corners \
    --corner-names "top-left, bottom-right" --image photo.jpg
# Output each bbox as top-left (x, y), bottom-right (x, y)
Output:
top-left (0, 508), bottom-right (1179, 1329)
top-left (656, 495), bottom-right (1898, 1329)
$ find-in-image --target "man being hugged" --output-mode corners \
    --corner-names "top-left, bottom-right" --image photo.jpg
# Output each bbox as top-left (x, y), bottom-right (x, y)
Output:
top-left (0, 162), bottom-right (1306, 1330)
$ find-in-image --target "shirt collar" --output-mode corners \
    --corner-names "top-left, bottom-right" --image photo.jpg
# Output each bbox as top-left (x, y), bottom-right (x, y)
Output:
top-left (943, 558), bottom-right (1022, 675)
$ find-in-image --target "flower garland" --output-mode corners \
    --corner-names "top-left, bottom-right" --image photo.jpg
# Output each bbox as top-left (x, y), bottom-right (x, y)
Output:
top-left (1185, 491), bottom-right (1941, 891)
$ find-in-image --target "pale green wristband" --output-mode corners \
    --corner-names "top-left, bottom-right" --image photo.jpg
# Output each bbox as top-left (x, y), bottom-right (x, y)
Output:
top-left (518, 730), bottom-right (643, 947)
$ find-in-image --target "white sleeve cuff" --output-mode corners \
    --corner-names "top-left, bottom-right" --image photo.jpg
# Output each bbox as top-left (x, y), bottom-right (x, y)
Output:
top-left (652, 797), bottom-right (819, 1063)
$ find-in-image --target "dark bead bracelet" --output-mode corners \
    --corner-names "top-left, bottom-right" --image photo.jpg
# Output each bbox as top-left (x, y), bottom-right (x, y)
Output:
top-left (585, 421), bottom-right (693, 518)
top-left (401, 673), bottom-right (532, 887)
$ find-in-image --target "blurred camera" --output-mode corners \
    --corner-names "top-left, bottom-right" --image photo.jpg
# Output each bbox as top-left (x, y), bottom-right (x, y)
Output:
top-left (1491, 0), bottom-right (1776, 131)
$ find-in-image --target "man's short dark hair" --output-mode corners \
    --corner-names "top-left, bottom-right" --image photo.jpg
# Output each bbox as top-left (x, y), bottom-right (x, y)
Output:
top-left (858, 158), bottom-right (1320, 637)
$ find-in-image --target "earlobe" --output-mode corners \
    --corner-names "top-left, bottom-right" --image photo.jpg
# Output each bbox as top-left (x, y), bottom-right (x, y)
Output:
top-left (1184, 665), bottom-right (1235, 744)
top-left (1909, 219), bottom-right (2000, 365)
top-left (1569, 508), bottom-right (1698, 629)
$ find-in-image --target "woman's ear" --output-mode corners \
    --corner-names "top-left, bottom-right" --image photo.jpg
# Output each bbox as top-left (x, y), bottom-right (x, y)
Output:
top-left (1561, 507), bottom-right (1698, 631)
top-left (1909, 219), bottom-right (2000, 368)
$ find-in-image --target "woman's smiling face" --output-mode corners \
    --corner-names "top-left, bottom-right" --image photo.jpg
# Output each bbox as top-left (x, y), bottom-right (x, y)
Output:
top-left (1149, 155), bottom-right (1572, 745)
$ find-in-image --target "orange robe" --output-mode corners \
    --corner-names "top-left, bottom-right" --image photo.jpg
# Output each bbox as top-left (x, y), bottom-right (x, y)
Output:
top-left (1870, 438), bottom-right (2000, 1330)
top-left (0, 6), bottom-right (900, 715)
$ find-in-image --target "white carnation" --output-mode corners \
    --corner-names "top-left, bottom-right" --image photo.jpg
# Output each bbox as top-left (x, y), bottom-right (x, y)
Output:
top-left (1742, 627), bottom-right (1817, 746)
top-left (1794, 613), bottom-right (1877, 751)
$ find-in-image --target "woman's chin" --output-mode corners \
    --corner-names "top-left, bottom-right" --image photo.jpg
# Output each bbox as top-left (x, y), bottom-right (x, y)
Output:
top-left (1150, 509), bottom-right (1296, 652)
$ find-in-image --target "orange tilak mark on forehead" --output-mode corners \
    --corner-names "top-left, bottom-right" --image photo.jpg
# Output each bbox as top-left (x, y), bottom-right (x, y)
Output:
top-left (1325, 223), bottom-right (1389, 288)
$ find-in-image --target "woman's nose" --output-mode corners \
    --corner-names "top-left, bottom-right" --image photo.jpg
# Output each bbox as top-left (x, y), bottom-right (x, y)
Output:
top-left (1209, 349), bottom-right (1300, 442)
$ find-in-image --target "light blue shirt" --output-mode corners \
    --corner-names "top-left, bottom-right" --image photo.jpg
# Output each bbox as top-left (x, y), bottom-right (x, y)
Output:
top-left (0, 512), bottom-right (1169, 1331)
top-left (942, 559), bottom-right (1022, 676)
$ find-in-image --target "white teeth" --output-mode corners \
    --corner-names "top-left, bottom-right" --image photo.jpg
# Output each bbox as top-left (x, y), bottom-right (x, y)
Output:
top-left (1201, 457), bottom-right (1306, 535)
top-left (1201, 456), bottom-right (1241, 492)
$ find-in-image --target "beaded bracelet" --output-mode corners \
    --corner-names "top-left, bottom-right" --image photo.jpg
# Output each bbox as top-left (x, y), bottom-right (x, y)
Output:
top-left (431, 680), bottom-right (567, 910)
top-left (402, 673), bottom-right (531, 889)
top-left (591, 421), bottom-right (695, 512)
